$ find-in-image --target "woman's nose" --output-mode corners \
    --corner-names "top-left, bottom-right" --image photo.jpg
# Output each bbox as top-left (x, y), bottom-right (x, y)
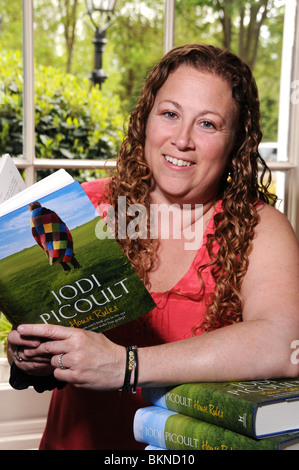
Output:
top-left (170, 123), bottom-right (195, 151)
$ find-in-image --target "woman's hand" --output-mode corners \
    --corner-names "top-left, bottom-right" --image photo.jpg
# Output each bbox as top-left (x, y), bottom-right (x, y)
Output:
top-left (13, 324), bottom-right (126, 391)
top-left (7, 328), bottom-right (54, 376)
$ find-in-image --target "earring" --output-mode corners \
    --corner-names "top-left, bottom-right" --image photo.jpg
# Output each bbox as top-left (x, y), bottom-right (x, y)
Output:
top-left (226, 172), bottom-right (232, 184)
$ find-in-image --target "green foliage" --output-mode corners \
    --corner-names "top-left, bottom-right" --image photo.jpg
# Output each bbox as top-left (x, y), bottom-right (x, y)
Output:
top-left (0, 50), bottom-right (124, 175)
top-left (0, 0), bottom-right (284, 141)
top-left (0, 313), bottom-right (11, 354)
top-left (107, 0), bottom-right (165, 111)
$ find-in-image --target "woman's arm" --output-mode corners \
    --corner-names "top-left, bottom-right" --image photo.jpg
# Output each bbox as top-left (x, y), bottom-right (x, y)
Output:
top-left (9, 204), bottom-right (299, 388)
top-left (138, 204), bottom-right (299, 385)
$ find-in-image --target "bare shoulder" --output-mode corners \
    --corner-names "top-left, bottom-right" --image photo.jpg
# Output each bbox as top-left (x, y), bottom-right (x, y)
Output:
top-left (254, 202), bottom-right (299, 251)
top-left (256, 201), bottom-right (293, 228)
top-left (241, 202), bottom-right (299, 321)
top-left (248, 202), bottom-right (299, 269)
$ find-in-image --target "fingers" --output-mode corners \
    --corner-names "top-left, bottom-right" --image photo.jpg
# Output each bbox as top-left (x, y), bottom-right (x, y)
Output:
top-left (9, 342), bottom-right (54, 376)
top-left (52, 360), bottom-right (72, 383)
top-left (17, 323), bottom-right (73, 341)
top-left (50, 353), bottom-right (79, 384)
top-left (7, 330), bottom-right (46, 370)
top-left (10, 324), bottom-right (116, 389)
top-left (8, 324), bottom-right (81, 379)
top-left (19, 324), bottom-right (93, 359)
top-left (13, 346), bottom-right (24, 363)
top-left (8, 329), bottom-right (41, 349)
top-left (10, 343), bottom-right (52, 364)
top-left (15, 324), bottom-right (75, 357)
top-left (8, 327), bottom-right (54, 367)
top-left (15, 359), bottom-right (54, 377)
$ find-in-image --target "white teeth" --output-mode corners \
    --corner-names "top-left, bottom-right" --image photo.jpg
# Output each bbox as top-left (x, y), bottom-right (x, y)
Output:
top-left (164, 155), bottom-right (193, 167)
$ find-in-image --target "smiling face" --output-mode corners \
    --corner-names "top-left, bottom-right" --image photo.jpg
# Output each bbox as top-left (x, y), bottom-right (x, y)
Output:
top-left (144, 65), bottom-right (239, 206)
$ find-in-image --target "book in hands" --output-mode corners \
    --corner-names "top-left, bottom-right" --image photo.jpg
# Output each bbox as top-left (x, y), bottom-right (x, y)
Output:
top-left (133, 405), bottom-right (299, 450)
top-left (142, 379), bottom-right (299, 439)
top-left (0, 168), bottom-right (155, 333)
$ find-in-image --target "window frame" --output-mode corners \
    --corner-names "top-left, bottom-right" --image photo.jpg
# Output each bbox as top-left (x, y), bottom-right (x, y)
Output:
top-left (18, 0), bottom-right (116, 187)
top-left (17, 0), bottom-right (299, 238)
top-left (274, 0), bottom-right (299, 236)
top-left (1, 0), bottom-right (298, 449)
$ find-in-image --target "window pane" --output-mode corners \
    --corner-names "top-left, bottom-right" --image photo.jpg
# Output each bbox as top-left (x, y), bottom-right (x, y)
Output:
top-left (259, 143), bottom-right (278, 162)
top-left (259, 169), bottom-right (286, 212)
top-left (0, 0), bottom-right (23, 159)
top-left (174, 1), bottom-right (286, 157)
top-left (269, 170), bottom-right (286, 213)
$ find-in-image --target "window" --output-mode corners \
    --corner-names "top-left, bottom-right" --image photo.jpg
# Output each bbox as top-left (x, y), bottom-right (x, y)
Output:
top-left (17, 0), bottom-right (112, 187)
top-left (164, 0), bottom-right (299, 238)
top-left (18, 1), bottom-right (299, 238)
top-left (269, 0), bottom-right (299, 236)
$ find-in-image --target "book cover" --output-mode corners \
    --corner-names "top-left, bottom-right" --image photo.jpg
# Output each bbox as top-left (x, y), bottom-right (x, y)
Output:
top-left (133, 405), bottom-right (299, 451)
top-left (142, 379), bottom-right (299, 439)
top-left (0, 173), bottom-right (155, 333)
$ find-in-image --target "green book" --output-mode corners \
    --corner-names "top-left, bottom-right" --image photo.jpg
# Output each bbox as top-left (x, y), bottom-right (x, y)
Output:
top-left (0, 169), bottom-right (155, 332)
top-left (142, 379), bottom-right (299, 439)
top-left (134, 405), bottom-right (299, 450)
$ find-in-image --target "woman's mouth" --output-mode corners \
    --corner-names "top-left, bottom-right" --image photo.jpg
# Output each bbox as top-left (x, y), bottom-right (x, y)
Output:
top-left (164, 155), bottom-right (194, 167)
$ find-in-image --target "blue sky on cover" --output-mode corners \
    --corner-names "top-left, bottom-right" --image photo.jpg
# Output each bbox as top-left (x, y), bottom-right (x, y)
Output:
top-left (0, 182), bottom-right (97, 261)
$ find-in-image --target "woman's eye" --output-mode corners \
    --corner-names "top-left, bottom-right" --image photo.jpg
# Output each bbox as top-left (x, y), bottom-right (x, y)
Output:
top-left (201, 121), bottom-right (216, 129)
top-left (163, 111), bottom-right (177, 119)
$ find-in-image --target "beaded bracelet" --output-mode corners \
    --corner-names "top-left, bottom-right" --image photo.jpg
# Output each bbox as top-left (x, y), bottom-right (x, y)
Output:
top-left (120, 345), bottom-right (138, 393)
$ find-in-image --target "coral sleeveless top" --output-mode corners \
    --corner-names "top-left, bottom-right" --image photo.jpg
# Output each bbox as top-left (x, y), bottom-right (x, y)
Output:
top-left (39, 178), bottom-right (222, 450)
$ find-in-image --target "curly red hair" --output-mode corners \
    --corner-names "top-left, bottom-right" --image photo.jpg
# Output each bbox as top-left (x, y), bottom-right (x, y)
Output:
top-left (108, 43), bottom-right (276, 333)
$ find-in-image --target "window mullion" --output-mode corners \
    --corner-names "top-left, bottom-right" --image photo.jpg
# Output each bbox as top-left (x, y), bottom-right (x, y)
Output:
top-left (14, 158), bottom-right (116, 171)
top-left (164, 0), bottom-right (175, 54)
top-left (22, 0), bottom-right (35, 186)
top-left (286, 2), bottom-right (299, 238)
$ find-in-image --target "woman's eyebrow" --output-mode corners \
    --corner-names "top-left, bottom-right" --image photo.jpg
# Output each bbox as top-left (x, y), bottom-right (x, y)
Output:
top-left (159, 99), bottom-right (182, 110)
top-left (159, 100), bottom-right (226, 123)
top-left (198, 109), bottom-right (226, 124)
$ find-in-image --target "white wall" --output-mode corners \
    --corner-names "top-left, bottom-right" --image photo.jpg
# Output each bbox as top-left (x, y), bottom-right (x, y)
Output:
top-left (0, 359), bottom-right (51, 450)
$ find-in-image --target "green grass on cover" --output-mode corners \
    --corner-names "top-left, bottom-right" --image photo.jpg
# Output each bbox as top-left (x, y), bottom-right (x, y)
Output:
top-left (0, 218), bottom-right (153, 328)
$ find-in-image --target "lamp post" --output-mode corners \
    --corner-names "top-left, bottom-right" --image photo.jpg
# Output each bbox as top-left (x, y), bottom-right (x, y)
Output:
top-left (85, 0), bottom-right (117, 88)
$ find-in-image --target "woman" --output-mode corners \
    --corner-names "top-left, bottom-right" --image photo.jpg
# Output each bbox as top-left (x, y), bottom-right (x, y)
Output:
top-left (7, 44), bottom-right (299, 450)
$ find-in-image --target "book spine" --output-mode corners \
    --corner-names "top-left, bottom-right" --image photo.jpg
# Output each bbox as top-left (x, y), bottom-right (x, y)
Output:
top-left (133, 406), bottom-right (280, 451)
top-left (142, 384), bottom-right (256, 437)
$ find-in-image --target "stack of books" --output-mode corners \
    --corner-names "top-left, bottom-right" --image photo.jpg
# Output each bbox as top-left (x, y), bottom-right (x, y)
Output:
top-left (134, 378), bottom-right (299, 450)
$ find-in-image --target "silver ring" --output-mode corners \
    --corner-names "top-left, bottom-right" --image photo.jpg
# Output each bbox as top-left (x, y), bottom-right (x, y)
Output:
top-left (14, 348), bottom-right (23, 362)
top-left (58, 353), bottom-right (67, 370)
